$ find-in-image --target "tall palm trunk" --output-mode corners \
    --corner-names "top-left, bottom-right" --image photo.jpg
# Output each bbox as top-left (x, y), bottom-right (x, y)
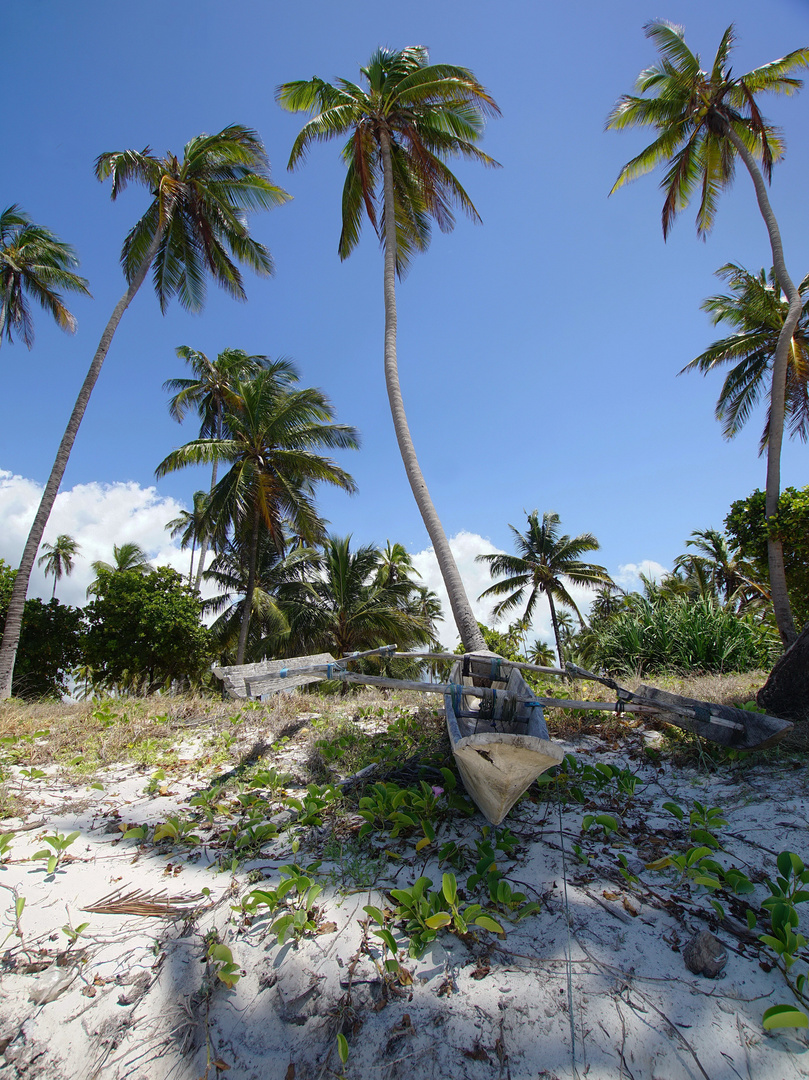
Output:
top-left (236, 500), bottom-right (262, 664)
top-left (724, 126), bottom-right (800, 648)
top-left (378, 129), bottom-right (485, 654)
top-left (547, 592), bottom-right (565, 670)
top-left (193, 401), bottom-right (221, 593)
top-left (0, 232), bottom-right (163, 698)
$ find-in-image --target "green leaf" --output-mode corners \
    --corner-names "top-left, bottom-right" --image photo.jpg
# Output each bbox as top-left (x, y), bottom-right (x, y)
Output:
top-left (363, 905), bottom-right (385, 925)
top-left (663, 801), bottom-right (684, 820)
top-left (337, 1032), bottom-right (349, 1065)
top-left (762, 1004), bottom-right (809, 1030)
top-left (425, 912), bottom-right (452, 929)
top-left (442, 873), bottom-right (458, 906)
top-left (474, 915), bottom-right (504, 934)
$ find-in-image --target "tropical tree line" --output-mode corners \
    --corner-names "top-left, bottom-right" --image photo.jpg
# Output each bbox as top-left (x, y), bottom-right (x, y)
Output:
top-left (0, 527), bottom-right (442, 699)
top-left (2, 26), bottom-right (808, 698)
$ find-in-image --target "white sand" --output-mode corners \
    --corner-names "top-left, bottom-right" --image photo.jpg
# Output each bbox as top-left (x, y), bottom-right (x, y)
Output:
top-left (1, 713), bottom-right (808, 1080)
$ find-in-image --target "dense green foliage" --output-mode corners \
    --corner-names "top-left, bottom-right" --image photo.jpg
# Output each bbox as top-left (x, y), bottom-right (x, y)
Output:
top-left (726, 487), bottom-right (809, 627)
top-left (83, 567), bottom-right (212, 692)
top-left (581, 594), bottom-right (780, 676)
top-left (0, 561), bottom-right (83, 698)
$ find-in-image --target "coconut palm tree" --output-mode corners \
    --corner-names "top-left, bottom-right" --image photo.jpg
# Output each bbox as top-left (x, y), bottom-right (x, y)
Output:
top-left (283, 535), bottom-right (434, 667)
top-left (477, 511), bottom-right (613, 667)
top-left (37, 534), bottom-right (80, 599)
top-left (681, 263), bottom-right (809, 452)
top-left (156, 364), bottom-right (359, 663)
top-left (86, 542), bottom-right (153, 597)
top-left (166, 491), bottom-right (210, 587)
top-left (164, 347), bottom-right (281, 589)
top-left (607, 21), bottom-right (809, 647)
top-left (0, 205), bottom-right (90, 348)
top-left (202, 534), bottom-right (317, 662)
top-left (673, 527), bottom-right (767, 610)
top-left (277, 47), bottom-right (499, 654)
top-left (0, 125), bottom-right (290, 699)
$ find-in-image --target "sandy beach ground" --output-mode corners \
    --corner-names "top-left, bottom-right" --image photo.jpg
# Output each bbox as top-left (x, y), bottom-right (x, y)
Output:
top-left (0, 691), bottom-right (807, 1080)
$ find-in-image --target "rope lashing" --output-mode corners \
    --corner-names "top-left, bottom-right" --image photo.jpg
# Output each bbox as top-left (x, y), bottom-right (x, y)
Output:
top-left (326, 664), bottom-right (334, 680)
top-left (490, 658), bottom-right (501, 681)
top-left (447, 682), bottom-right (460, 717)
top-left (279, 668), bottom-right (288, 679)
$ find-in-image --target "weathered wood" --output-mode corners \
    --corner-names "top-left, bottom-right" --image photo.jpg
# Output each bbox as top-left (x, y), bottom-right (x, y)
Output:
top-left (635, 684), bottom-right (793, 750)
top-left (445, 660), bottom-right (565, 825)
top-left (395, 651), bottom-right (566, 677)
top-left (213, 653), bottom-right (335, 699)
top-left (566, 662), bottom-right (793, 750)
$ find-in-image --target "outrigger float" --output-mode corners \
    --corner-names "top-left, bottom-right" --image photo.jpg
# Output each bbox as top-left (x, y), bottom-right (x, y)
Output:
top-left (213, 646), bottom-right (793, 824)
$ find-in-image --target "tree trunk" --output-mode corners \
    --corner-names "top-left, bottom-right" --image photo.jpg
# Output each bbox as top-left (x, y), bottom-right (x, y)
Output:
top-left (0, 232), bottom-right (163, 699)
top-left (724, 127), bottom-right (800, 648)
top-left (547, 592), bottom-right (564, 670)
top-left (236, 499), bottom-right (261, 664)
top-left (194, 405), bottom-right (221, 593)
top-left (377, 128), bottom-right (485, 654)
top-left (757, 621), bottom-right (809, 721)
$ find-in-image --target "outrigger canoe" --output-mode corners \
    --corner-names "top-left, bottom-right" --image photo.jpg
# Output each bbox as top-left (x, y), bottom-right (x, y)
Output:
top-left (212, 646), bottom-right (793, 825)
top-left (443, 653), bottom-right (565, 825)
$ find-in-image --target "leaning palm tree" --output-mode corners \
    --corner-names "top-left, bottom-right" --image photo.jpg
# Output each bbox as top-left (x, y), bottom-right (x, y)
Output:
top-left (0, 205), bottom-right (90, 348)
top-left (681, 263), bottom-right (809, 453)
top-left (278, 47), bottom-right (500, 654)
top-left (156, 364), bottom-right (359, 663)
top-left (477, 511), bottom-right (613, 667)
top-left (0, 125), bottom-right (290, 698)
top-left (37, 534), bottom-right (80, 599)
top-left (164, 347), bottom-right (281, 589)
top-left (607, 21), bottom-right (809, 647)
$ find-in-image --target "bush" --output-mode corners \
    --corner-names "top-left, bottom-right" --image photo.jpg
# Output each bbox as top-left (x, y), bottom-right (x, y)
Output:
top-left (586, 596), bottom-right (780, 676)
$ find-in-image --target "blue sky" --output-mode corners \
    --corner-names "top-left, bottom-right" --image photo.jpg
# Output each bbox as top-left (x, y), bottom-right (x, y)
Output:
top-left (1, 0), bottom-right (808, 645)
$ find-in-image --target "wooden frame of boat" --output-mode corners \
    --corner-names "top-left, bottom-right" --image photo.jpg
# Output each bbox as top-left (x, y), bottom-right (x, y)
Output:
top-left (212, 646), bottom-right (793, 824)
top-left (442, 653), bottom-right (564, 825)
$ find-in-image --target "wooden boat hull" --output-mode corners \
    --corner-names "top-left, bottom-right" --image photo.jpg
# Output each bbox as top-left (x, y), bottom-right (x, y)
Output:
top-left (445, 656), bottom-right (565, 825)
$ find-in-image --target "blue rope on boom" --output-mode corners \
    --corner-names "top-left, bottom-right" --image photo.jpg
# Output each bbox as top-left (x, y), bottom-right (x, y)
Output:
top-left (326, 664), bottom-right (334, 680)
top-left (279, 668), bottom-right (288, 678)
top-left (490, 658), bottom-right (501, 681)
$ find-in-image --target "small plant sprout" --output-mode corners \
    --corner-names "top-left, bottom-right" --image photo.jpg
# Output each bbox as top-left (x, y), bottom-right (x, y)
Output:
top-left (0, 894), bottom-right (25, 949)
top-left (0, 832), bottom-right (14, 864)
top-left (32, 831), bottom-right (80, 874)
top-left (336, 1032), bottom-right (350, 1077)
top-left (61, 913), bottom-right (90, 948)
top-left (207, 941), bottom-right (241, 988)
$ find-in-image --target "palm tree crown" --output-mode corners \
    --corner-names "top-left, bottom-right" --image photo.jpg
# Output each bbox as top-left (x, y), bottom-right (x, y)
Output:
top-left (0, 205), bottom-right (90, 348)
top-left (156, 363), bottom-right (360, 662)
top-left (278, 46), bottom-right (500, 273)
top-left (681, 263), bottom-right (809, 451)
top-left (37, 534), bottom-right (80, 599)
top-left (607, 21), bottom-right (809, 238)
top-left (477, 511), bottom-right (612, 666)
top-left (97, 126), bottom-right (289, 311)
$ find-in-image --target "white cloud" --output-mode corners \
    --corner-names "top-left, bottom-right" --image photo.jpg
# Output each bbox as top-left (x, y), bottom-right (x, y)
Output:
top-left (0, 470), bottom-right (200, 608)
top-left (614, 560), bottom-right (668, 593)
